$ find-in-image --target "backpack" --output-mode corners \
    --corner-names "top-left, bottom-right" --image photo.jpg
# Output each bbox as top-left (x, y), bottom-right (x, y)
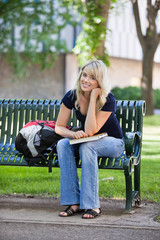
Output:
top-left (15, 120), bottom-right (66, 172)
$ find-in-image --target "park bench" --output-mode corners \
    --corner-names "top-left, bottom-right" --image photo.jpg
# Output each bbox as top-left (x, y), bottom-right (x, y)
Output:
top-left (0, 98), bottom-right (146, 212)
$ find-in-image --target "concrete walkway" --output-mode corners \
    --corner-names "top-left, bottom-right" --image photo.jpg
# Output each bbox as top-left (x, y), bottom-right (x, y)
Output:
top-left (0, 195), bottom-right (160, 240)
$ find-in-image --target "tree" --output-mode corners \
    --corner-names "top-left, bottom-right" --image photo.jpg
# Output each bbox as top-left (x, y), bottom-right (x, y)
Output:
top-left (0, 0), bottom-right (75, 79)
top-left (73, 0), bottom-right (113, 66)
top-left (131, 0), bottom-right (160, 115)
top-left (0, 0), bottom-right (117, 78)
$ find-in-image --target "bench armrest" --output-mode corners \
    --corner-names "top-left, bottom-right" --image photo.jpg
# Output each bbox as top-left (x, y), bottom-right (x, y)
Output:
top-left (124, 131), bottom-right (142, 162)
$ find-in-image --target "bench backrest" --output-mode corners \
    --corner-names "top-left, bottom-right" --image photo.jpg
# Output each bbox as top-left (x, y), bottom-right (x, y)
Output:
top-left (0, 99), bottom-right (146, 147)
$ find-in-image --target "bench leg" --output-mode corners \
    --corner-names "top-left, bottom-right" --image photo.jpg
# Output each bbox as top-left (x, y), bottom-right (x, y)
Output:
top-left (125, 173), bottom-right (132, 212)
top-left (134, 161), bottom-right (141, 206)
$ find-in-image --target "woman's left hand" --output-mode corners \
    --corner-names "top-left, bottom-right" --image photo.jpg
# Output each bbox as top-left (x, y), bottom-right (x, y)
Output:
top-left (90, 88), bottom-right (101, 100)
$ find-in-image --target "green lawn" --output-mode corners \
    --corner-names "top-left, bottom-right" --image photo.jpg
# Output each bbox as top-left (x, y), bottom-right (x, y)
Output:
top-left (0, 115), bottom-right (160, 203)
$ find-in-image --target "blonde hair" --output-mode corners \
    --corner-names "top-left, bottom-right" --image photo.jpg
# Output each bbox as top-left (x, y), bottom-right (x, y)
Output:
top-left (74, 60), bottom-right (111, 112)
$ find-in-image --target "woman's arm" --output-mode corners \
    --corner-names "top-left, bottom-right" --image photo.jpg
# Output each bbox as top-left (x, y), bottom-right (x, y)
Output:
top-left (84, 89), bottom-right (111, 136)
top-left (55, 103), bottom-right (88, 139)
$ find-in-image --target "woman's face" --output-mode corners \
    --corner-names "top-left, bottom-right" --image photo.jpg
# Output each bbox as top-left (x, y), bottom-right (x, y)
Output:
top-left (80, 68), bottom-right (99, 93)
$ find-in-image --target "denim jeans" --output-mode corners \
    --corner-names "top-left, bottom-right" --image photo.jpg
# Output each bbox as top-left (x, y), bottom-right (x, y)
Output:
top-left (57, 136), bottom-right (125, 209)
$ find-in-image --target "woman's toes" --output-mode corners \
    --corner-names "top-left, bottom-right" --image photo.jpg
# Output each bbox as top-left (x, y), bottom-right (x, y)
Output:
top-left (59, 211), bottom-right (67, 216)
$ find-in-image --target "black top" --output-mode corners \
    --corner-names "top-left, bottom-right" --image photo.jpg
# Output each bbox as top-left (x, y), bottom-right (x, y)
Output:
top-left (62, 90), bottom-right (123, 139)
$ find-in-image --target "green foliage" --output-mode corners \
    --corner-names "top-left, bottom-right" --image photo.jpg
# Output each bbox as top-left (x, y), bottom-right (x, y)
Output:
top-left (111, 86), bottom-right (141, 100)
top-left (0, 0), bottom-right (120, 77)
top-left (71, 0), bottom-right (123, 66)
top-left (154, 89), bottom-right (160, 109)
top-left (0, 0), bottom-right (76, 79)
top-left (112, 86), bottom-right (160, 109)
top-left (72, 0), bottom-right (110, 66)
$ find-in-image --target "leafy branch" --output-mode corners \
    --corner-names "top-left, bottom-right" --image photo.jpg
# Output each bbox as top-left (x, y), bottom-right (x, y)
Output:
top-left (73, 0), bottom-right (111, 66)
top-left (0, 0), bottom-right (77, 79)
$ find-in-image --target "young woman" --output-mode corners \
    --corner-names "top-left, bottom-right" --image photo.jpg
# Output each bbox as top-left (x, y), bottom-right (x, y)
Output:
top-left (55, 60), bottom-right (125, 219)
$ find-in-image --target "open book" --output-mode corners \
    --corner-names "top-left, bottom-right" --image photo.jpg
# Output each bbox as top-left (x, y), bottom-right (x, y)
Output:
top-left (69, 132), bottom-right (108, 145)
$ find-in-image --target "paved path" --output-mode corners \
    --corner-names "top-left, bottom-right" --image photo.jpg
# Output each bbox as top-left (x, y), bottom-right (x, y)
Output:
top-left (0, 196), bottom-right (159, 240)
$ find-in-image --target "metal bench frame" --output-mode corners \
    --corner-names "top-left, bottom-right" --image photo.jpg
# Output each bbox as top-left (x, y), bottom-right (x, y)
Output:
top-left (0, 98), bottom-right (146, 211)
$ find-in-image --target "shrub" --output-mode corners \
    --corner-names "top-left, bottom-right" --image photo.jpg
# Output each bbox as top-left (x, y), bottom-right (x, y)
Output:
top-left (111, 87), bottom-right (160, 109)
top-left (111, 86), bottom-right (141, 100)
top-left (154, 89), bottom-right (160, 109)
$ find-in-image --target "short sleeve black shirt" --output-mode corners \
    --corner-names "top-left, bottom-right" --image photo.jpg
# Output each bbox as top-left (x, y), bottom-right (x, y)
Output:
top-left (62, 90), bottom-right (123, 139)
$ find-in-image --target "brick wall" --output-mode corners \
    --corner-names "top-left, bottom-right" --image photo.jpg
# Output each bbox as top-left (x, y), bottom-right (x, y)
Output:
top-left (0, 54), bottom-right (65, 100)
top-left (0, 54), bottom-right (159, 100)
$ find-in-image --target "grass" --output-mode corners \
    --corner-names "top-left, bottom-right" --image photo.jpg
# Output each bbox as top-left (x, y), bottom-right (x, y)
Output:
top-left (140, 115), bottom-right (160, 202)
top-left (0, 115), bottom-right (160, 203)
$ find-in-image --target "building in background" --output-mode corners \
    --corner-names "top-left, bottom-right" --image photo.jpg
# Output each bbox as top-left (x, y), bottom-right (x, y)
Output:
top-left (62, 1), bottom-right (160, 92)
top-left (0, 1), bottom-right (160, 99)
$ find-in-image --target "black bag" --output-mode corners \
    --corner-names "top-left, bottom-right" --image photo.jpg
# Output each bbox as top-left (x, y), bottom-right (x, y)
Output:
top-left (15, 120), bottom-right (63, 172)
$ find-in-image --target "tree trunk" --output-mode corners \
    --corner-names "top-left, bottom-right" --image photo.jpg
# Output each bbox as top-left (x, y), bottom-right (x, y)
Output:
top-left (142, 48), bottom-right (154, 115)
top-left (131, 0), bottom-right (160, 116)
top-left (95, 0), bottom-right (111, 57)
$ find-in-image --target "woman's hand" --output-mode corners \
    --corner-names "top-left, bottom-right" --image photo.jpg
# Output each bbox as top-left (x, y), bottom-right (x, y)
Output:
top-left (90, 88), bottom-right (102, 100)
top-left (73, 130), bottom-right (88, 139)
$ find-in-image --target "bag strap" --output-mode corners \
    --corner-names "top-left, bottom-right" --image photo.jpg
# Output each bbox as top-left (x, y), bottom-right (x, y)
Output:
top-left (48, 143), bottom-right (58, 173)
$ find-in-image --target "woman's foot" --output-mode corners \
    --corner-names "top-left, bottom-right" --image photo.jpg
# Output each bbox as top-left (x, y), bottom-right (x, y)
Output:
top-left (59, 205), bottom-right (82, 217)
top-left (82, 208), bottom-right (101, 219)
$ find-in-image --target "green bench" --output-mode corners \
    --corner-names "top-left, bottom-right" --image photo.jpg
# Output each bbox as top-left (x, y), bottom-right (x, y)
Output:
top-left (0, 98), bottom-right (146, 212)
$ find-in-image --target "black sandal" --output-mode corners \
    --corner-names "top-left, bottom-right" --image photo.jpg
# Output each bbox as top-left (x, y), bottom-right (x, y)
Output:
top-left (59, 205), bottom-right (83, 217)
top-left (82, 208), bottom-right (101, 219)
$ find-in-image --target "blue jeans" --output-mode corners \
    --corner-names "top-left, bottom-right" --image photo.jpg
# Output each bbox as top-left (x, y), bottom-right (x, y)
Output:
top-left (57, 136), bottom-right (125, 209)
